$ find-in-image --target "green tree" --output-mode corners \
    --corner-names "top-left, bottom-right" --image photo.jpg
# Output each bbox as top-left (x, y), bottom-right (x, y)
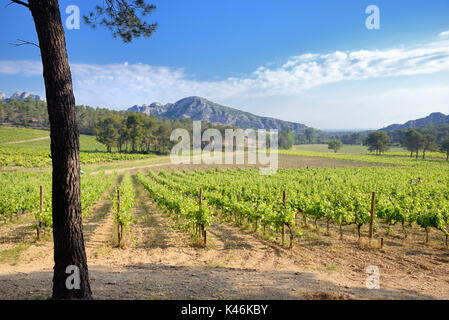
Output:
top-left (155, 122), bottom-right (171, 153)
top-left (294, 133), bottom-right (306, 145)
top-left (401, 129), bottom-right (424, 159)
top-left (141, 116), bottom-right (157, 152)
top-left (126, 113), bottom-right (146, 152)
top-left (328, 140), bottom-right (343, 153)
top-left (365, 131), bottom-right (390, 155)
top-left (8, 0), bottom-right (157, 299)
top-left (422, 134), bottom-right (437, 159)
top-left (441, 137), bottom-right (449, 161)
top-left (95, 116), bottom-right (120, 152)
top-left (118, 119), bottom-right (129, 152)
top-left (349, 132), bottom-right (362, 145)
top-left (305, 128), bottom-right (317, 144)
top-left (279, 129), bottom-right (294, 149)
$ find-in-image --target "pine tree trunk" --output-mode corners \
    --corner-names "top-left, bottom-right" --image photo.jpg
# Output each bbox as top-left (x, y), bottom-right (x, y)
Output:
top-left (28, 0), bottom-right (92, 300)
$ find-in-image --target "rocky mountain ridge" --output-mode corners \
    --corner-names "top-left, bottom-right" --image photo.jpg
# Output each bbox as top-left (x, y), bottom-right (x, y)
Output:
top-left (128, 96), bottom-right (307, 132)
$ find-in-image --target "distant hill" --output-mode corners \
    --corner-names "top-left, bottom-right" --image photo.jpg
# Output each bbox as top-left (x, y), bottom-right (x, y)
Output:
top-left (0, 91), bottom-right (44, 102)
top-left (128, 96), bottom-right (308, 132)
top-left (0, 95), bottom-right (232, 137)
top-left (380, 112), bottom-right (449, 132)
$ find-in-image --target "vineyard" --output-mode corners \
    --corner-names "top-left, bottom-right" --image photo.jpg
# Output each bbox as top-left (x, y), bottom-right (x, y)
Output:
top-left (0, 171), bottom-right (116, 239)
top-left (113, 172), bottom-right (137, 246)
top-left (2, 155), bottom-right (448, 247)
top-left (1, 150), bottom-right (449, 299)
top-left (0, 147), bottom-right (160, 168)
top-left (134, 163), bottom-right (449, 248)
top-left (0, 126), bottom-right (157, 168)
top-left (280, 149), bottom-right (449, 166)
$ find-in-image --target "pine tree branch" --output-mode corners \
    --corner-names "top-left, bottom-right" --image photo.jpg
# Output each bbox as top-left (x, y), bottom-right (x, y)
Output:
top-left (9, 38), bottom-right (40, 48)
top-left (7, 0), bottom-right (29, 8)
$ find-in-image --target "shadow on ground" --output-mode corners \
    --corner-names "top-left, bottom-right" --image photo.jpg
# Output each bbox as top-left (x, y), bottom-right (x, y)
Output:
top-left (0, 262), bottom-right (437, 300)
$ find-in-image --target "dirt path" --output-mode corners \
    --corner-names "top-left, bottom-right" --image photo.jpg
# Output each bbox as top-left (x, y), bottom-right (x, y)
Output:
top-left (90, 153), bottom-right (382, 176)
top-left (0, 174), bottom-right (448, 300)
top-left (1, 136), bottom-right (49, 145)
top-left (90, 154), bottom-right (210, 176)
top-left (91, 162), bottom-right (173, 176)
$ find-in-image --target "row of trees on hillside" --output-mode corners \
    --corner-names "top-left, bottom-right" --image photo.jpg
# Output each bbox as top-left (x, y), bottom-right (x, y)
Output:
top-left (95, 113), bottom-right (233, 154)
top-left (326, 132), bottom-right (390, 155)
top-left (0, 98), bottom-right (128, 135)
top-left (327, 129), bottom-right (449, 160)
top-left (95, 113), bottom-right (296, 153)
top-left (295, 128), bottom-right (365, 145)
top-left (363, 130), bottom-right (449, 159)
top-left (0, 98), bottom-right (49, 127)
top-left (388, 124), bottom-right (449, 145)
top-left (400, 129), bottom-right (449, 159)
top-left (294, 124), bottom-right (449, 149)
top-left (1, 98), bottom-right (296, 152)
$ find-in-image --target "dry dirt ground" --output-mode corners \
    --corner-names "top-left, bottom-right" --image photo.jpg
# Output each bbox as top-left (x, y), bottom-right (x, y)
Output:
top-left (0, 157), bottom-right (448, 300)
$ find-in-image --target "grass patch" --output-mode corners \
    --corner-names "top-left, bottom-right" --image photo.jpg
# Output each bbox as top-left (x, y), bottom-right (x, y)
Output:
top-left (96, 244), bottom-right (113, 257)
top-left (0, 126), bottom-right (49, 144)
top-left (0, 126), bottom-right (105, 151)
top-left (0, 243), bottom-right (31, 265)
top-left (319, 263), bottom-right (339, 272)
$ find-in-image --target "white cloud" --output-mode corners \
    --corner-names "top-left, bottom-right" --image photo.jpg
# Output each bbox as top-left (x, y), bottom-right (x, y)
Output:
top-left (438, 30), bottom-right (449, 37)
top-left (0, 60), bottom-right (42, 76)
top-left (1, 33), bottom-right (449, 108)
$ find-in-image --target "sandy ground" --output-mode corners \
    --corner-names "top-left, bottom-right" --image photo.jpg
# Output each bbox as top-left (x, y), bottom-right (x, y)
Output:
top-left (1, 169), bottom-right (448, 301)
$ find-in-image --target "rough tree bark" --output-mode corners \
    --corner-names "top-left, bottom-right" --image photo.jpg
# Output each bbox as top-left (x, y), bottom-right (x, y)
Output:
top-left (28, 0), bottom-right (92, 299)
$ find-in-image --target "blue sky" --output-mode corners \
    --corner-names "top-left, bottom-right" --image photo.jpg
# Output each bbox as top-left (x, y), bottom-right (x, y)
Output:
top-left (1, 0), bottom-right (449, 129)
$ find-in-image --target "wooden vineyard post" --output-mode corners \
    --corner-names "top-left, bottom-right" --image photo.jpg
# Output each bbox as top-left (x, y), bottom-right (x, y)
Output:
top-left (283, 190), bottom-right (294, 249)
top-left (282, 190), bottom-right (286, 246)
top-left (199, 188), bottom-right (206, 246)
top-left (369, 192), bottom-right (376, 243)
top-left (294, 191), bottom-right (299, 229)
top-left (117, 189), bottom-right (121, 247)
top-left (37, 185), bottom-right (43, 240)
top-left (238, 191), bottom-right (242, 225)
